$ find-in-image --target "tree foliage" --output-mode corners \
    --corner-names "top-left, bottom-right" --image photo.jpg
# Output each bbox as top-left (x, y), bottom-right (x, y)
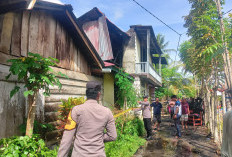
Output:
top-left (180, 0), bottom-right (232, 142)
top-left (155, 64), bottom-right (197, 99)
top-left (6, 53), bottom-right (66, 98)
top-left (180, 0), bottom-right (232, 91)
top-left (6, 52), bottom-right (67, 136)
top-left (156, 34), bottom-right (176, 54)
top-left (115, 70), bottom-right (138, 109)
top-left (154, 33), bottom-right (196, 99)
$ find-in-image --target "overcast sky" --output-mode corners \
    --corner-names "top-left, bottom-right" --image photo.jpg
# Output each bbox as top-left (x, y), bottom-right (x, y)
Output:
top-left (58, 0), bottom-right (232, 61)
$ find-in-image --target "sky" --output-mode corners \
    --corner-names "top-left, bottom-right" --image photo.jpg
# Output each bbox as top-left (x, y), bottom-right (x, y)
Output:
top-left (55, 0), bottom-right (232, 61)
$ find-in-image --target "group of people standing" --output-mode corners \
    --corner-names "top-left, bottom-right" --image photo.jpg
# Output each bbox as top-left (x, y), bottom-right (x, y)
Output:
top-left (134, 95), bottom-right (190, 140)
top-left (57, 80), bottom-right (191, 156)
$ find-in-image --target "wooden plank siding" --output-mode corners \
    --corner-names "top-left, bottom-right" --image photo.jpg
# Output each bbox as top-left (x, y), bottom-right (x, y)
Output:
top-left (0, 12), bottom-right (14, 54)
top-left (0, 64), bottom-right (103, 138)
top-left (44, 67), bottom-right (103, 124)
top-left (21, 11), bottom-right (30, 57)
top-left (11, 12), bottom-right (22, 56)
top-left (0, 10), bottom-right (91, 75)
top-left (44, 14), bottom-right (56, 58)
top-left (0, 10), bottom-right (103, 139)
top-left (0, 81), bottom-right (26, 138)
top-left (29, 11), bottom-right (40, 55)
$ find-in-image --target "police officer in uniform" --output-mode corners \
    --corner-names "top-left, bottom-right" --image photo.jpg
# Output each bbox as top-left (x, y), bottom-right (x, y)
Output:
top-left (58, 81), bottom-right (117, 157)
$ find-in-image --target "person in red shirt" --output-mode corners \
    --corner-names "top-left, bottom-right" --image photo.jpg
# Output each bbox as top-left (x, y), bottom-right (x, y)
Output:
top-left (181, 98), bottom-right (190, 130)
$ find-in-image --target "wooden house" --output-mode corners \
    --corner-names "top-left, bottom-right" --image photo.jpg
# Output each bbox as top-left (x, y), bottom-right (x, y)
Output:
top-left (77, 8), bottom-right (130, 107)
top-left (0, 0), bottom-right (104, 139)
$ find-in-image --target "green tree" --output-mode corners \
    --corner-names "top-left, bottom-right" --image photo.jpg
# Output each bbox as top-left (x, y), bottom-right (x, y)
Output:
top-left (155, 33), bottom-right (176, 66)
top-left (6, 53), bottom-right (66, 137)
top-left (156, 34), bottom-right (176, 54)
top-left (153, 34), bottom-right (196, 99)
top-left (181, 0), bottom-right (232, 142)
top-left (155, 65), bottom-right (196, 99)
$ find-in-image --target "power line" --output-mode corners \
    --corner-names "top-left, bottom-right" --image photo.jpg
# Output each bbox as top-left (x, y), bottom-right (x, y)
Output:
top-left (223, 8), bottom-right (232, 15)
top-left (130, 0), bottom-right (185, 64)
top-left (130, 0), bottom-right (182, 36)
top-left (174, 34), bottom-right (182, 65)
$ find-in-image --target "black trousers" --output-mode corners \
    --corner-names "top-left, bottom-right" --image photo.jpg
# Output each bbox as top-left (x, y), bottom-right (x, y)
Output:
top-left (143, 118), bottom-right (152, 137)
top-left (174, 116), bottom-right (181, 137)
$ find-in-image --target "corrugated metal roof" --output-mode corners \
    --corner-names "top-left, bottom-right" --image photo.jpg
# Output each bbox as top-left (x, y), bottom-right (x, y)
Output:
top-left (104, 62), bottom-right (115, 67)
top-left (78, 7), bottom-right (130, 67)
top-left (83, 16), bottom-right (114, 61)
top-left (78, 7), bottom-right (129, 38)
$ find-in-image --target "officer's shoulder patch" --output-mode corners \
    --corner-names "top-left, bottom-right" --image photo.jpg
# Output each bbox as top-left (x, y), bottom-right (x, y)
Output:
top-left (64, 111), bottom-right (77, 130)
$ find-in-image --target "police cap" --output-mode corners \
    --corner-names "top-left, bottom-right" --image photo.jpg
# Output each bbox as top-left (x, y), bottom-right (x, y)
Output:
top-left (86, 81), bottom-right (101, 91)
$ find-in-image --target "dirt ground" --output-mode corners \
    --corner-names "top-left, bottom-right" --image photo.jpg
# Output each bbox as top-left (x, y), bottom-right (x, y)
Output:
top-left (134, 115), bottom-right (220, 157)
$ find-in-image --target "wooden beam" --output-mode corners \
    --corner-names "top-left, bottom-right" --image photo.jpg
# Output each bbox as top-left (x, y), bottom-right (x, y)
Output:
top-left (52, 66), bottom-right (102, 82)
top-left (21, 11), bottom-right (30, 57)
top-left (0, 12), bottom-right (14, 54)
top-left (0, 51), bottom-right (15, 65)
top-left (28, 11), bottom-right (39, 54)
top-left (11, 12), bottom-right (22, 56)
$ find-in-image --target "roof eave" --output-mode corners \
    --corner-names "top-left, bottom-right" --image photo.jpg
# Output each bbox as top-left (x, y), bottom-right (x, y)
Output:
top-left (0, 0), bottom-right (104, 69)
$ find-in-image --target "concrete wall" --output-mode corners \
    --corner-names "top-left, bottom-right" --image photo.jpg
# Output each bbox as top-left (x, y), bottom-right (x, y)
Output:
top-left (103, 73), bottom-right (114, 107)
top-left (135, 33), bottom-right (141, 63)
top-left (123, 30), bottom-right (136, 74)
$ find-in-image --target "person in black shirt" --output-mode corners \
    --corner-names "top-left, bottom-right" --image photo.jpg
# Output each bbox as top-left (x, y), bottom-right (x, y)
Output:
top-left (150, 98), bottom-right (163, 131)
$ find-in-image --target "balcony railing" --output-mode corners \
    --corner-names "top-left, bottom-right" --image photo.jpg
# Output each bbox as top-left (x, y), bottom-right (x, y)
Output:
top-left (135, 62), bottom-right (162, 84)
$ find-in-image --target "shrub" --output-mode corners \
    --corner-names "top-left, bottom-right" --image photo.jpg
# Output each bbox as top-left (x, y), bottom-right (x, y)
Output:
top-left (19, 119), bottom-right (55, 140)
top-left (105, 116), bottom-right (146, 157)
top-left (115, 69), bottom-right (138, 109)
top-left (0, 135), bottom-right (58, 157)
top-left (57, 97), bottom-right (86, 130)
top-left (6, 52), bottom-right (67, 136)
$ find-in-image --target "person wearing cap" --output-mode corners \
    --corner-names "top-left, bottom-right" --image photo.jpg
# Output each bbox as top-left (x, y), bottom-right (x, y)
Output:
top-left (58, 81), bottom-right (117, 157)
top-left (133, 96), bottom-right (152, 140)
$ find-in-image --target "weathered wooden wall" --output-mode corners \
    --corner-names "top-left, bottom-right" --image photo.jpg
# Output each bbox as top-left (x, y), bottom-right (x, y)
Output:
top-left (0, 81), bottom-right (26, 138)
top-left (44, 67), bottom-right (103, 143)
top-left (0, 10), bottom-right (91, 74)
top-left (0, 64), bottom-right (26, 138)
top-left (0, 10), bottom-right (103, 139)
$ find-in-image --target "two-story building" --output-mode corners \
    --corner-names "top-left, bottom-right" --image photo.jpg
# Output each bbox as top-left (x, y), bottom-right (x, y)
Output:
top-left (123, 25), bottom-right (167, 101)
